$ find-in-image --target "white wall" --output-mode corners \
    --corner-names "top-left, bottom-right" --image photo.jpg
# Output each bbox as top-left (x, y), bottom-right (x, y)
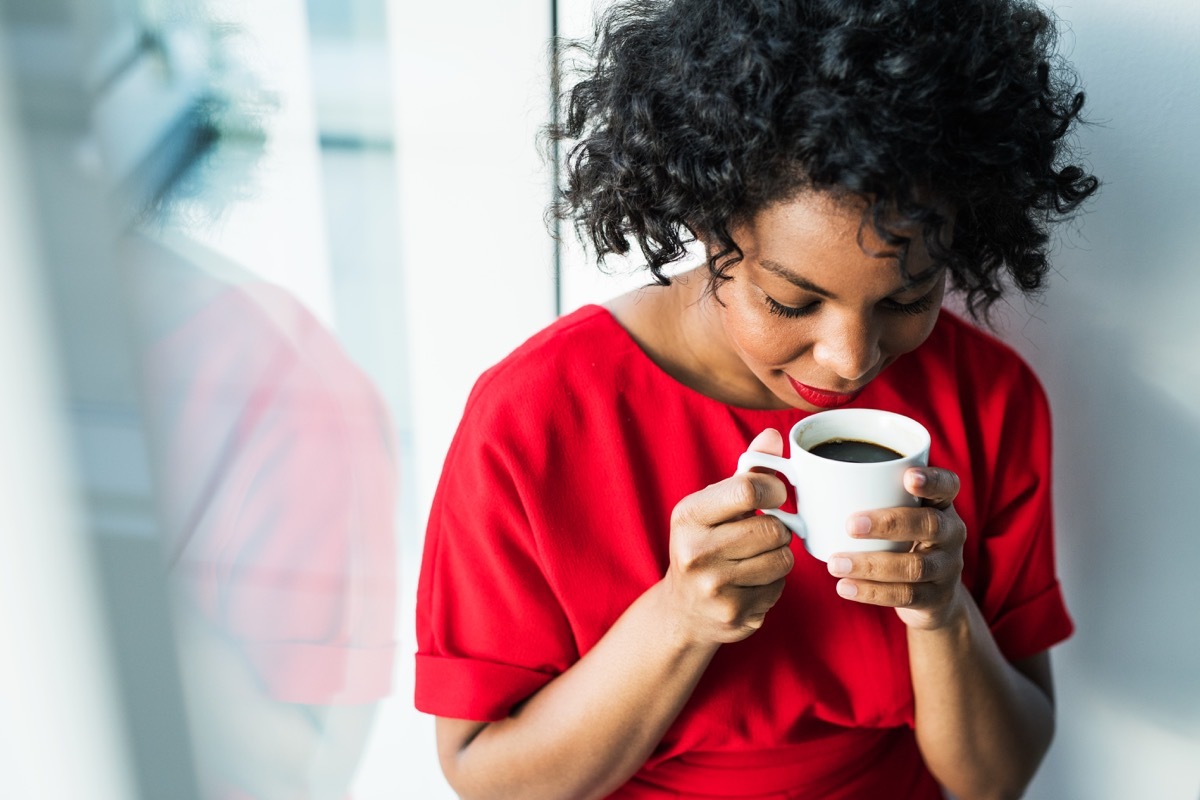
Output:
top-left (1013, 2), bottom-right (1200, 797)
top-left (382, 1), bottom-right (556, 797)
top-left (555, 0), bottom-right (702, 312)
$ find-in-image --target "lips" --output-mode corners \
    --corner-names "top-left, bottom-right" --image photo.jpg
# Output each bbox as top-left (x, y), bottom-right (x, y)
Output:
top-left (786, 375), bottom-right (863, 409)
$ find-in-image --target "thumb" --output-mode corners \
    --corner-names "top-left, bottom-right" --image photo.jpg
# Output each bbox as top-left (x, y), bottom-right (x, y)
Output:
top-left (746, 428), bottom-right (784, 457)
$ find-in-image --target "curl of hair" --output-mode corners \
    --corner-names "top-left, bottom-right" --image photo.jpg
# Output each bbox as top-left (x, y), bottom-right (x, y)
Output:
top-left (548, 0), bottom-right (1100, 319)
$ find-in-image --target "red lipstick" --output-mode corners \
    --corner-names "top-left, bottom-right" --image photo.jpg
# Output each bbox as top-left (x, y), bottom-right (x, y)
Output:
top-left (787, 376), bottom-right (863, 409)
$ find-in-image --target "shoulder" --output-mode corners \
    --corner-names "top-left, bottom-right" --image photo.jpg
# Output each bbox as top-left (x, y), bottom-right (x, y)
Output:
top-left (886, 310), bottom-right (1052, 460)
top-left (918, 310), bottom-right (1048, 403)
top-left (450, 305), bottom-right (634, 453)
top-left (470, 304), bottom-right (625, 403)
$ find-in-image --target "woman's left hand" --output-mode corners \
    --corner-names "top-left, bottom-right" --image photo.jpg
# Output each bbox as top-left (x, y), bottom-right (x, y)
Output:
top-left (826, 466), bottom-right (968, 631)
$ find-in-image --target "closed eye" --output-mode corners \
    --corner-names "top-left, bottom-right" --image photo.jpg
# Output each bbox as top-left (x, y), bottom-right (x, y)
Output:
top-left (880, 291), bottom-right (936, 316)
top-left (764, 294), bottom-right (819, 318)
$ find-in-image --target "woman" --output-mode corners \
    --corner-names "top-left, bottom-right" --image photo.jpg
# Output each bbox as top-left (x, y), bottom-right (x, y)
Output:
top-left (415, 0), bottom-right (1098, 797)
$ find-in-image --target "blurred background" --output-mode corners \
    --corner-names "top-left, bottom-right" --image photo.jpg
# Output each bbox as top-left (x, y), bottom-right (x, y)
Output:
top-left (0, 0), bottom-right (1195, 798)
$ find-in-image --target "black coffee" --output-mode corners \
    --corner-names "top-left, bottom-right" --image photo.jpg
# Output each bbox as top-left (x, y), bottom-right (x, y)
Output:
top-left (807, 438), bottom-right (903, 463)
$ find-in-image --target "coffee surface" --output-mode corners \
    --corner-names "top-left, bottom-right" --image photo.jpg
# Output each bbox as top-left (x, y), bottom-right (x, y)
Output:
top-left (807, 438), bottom-right (903, 463)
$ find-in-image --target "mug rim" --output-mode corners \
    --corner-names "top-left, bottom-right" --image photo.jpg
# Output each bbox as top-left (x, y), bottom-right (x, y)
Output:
top-left (790, 408), bottom-right (931, 466)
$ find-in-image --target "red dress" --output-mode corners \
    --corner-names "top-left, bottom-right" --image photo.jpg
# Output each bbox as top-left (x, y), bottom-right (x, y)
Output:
top-left (415, 305), bottom-right (1072, 799)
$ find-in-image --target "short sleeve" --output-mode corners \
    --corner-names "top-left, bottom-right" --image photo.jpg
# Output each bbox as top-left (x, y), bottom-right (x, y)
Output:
top-left (414, 374), bottom-right (580, 722)
top-left (974, 365), bottom-right (1074, 662)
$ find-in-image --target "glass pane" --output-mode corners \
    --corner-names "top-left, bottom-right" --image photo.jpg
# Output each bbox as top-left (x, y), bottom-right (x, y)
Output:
top-left (130, 2), bottom-right (412, 796)
top-left (2, 0), bottom-right (556, 794)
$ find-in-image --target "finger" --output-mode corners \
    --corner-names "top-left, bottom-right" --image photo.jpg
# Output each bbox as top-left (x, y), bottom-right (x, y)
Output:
top-left (904, 467), bottom-right (961, 509)
top-left (847, 505), bottom-right (949, 545)
top-left (729, 538), bottom-right (795, 587)
top-left (833, 577), bottom-right (937, 608)
top-left (826, 549), bottom-right (960, 585)
top-left (741, 577), bottom-right (787, 612)
top-left (715, 513), bottom-right (793, 561)
top-left (745, 428), bottom-right (784, 461)
top-left (724, 579), bottom-right (788, 634)
top-left (741, 428), bottom-right (787, 482)
top-left (675, 471), bottom-right (788, 529)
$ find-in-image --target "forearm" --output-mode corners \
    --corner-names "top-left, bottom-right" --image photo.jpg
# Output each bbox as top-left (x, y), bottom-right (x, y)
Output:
top-left (444, 579), bottom-right (721, 800)
top-left (907, 584), bottom-right (1054, 800)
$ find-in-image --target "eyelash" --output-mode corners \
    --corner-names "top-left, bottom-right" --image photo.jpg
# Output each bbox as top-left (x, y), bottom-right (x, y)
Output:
top-left (763, 292), bottom-right (935, 319)
top-left (763, 296), bottom-right (819, 319)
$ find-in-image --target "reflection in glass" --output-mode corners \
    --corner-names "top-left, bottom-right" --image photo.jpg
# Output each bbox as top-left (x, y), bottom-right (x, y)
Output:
top-left (2, 0), bottom-right (414, 793)
top-left (122, 234), bottom-right (398, 799)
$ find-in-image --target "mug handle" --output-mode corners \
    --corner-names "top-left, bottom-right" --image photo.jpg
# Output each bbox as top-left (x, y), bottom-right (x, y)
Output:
top-left (736, 451), bottom-right (807, 541)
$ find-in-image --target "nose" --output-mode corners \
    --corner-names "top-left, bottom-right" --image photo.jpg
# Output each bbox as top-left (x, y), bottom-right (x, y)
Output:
top-left (811, 316), bottom-right (880, 383)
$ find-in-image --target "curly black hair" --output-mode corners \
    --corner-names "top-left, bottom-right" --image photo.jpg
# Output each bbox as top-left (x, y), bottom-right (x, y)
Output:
top-left (549, 0), bottom-right (1099, 318)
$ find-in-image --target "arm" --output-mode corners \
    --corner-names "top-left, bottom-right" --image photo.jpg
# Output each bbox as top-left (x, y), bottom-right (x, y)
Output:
top-left (907, 589), bottom-right (1055, 800)
top-left (437, 431), bottom-right (795, 800)
top-left (826, 467), bottom-right (1055, 800)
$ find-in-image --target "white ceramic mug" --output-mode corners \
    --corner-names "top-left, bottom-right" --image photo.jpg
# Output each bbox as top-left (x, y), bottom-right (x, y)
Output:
top-left (736, 409), bottom-right (931, 562)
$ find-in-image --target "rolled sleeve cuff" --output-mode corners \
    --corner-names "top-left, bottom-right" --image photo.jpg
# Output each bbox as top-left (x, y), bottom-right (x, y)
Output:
top-left (988, 581), bottom-right (1075, 662)
top-left (414, 653), bottom-right (558, 722)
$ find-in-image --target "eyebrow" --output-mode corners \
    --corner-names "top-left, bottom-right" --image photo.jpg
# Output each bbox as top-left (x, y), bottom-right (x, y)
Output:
top-left (759, 259), bottom-right (840, 299)
top-left (758, 257), bottom-right (943, 299)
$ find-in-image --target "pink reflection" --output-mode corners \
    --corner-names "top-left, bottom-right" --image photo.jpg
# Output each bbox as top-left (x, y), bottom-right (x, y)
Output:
top-left (126, 236), bottom-right (397, 798)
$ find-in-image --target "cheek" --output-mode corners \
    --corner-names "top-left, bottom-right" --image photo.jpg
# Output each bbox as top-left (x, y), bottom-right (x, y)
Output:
top-left (720, 291), bottom-right (809, 366)
top-left (880, 281), bottom-right (947, 355)
top-left (880, 311), bottom-right (941, 356)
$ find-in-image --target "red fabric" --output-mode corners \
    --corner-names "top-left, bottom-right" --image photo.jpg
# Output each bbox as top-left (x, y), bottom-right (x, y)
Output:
top-left (415, 305), bottom-right (1072, 798)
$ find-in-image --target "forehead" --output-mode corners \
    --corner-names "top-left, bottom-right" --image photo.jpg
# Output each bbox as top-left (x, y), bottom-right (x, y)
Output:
top-left (751, 191), bottom-right (914, 253)
top-left (736, 191), bottom-right (938, 288)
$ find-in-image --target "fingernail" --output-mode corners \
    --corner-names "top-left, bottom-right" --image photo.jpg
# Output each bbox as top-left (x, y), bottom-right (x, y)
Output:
top-left (847, 515), bottom-right (871, 537)
top-left (828, 557), bottom-right (852, 576)
top-left (836, 580), bottom-right (858, 598)
top-left (909, 471), bottom-right (927, 489)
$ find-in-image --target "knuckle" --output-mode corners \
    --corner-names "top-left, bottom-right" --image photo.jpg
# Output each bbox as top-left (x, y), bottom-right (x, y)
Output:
top-left (676, 546), bottom-right (703, 573)
top-left (716, 599), bottom-right (742, 628)
top-left (922, 508), bottom-right (943, 540)
top-left (671, 534), bottom-right (704, 571)
top-left (773, 545), bottom-right (795, 576)
top-left (754, 514), bottom-right (785, 543)
top-left (951, 516), bottom-right (968, 545)
top-left (698, 573), bottom-right (724, 600)
top-left (871, 508), bottom-right (897, 533)
top-left (853, 581), bottom-right (874, 603)
top-left (905, 554), bottom-right (929, 583)
top-left (760, 514), bottom-right (791, 547)
top-left (669, 499), bottom-right (694, 530)
top-left (731, 475), bottom-right (762, 510)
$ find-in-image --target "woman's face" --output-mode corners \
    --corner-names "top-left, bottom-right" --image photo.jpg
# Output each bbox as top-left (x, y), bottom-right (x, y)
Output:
top-left (708, 191), bottom-right (947, 411)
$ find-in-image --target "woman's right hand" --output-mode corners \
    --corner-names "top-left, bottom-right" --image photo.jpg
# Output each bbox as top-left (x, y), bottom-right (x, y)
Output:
top-left (663, 429), bottom-right (795, 645)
